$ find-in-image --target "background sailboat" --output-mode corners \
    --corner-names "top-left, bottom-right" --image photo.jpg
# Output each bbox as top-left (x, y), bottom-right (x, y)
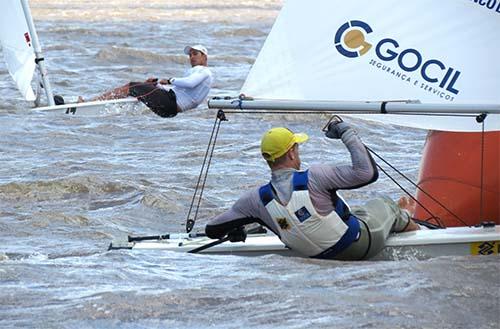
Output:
top-left (0, 0), bottom-right (138, 113)
top-left (0, 0), bottom-right (52, 105)
top-left (210, 0), bottom-right (500, 227)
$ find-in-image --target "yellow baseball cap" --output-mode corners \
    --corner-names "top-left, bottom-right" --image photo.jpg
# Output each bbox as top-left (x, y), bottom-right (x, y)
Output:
top-left (261, 127), bottom-right (309, 162)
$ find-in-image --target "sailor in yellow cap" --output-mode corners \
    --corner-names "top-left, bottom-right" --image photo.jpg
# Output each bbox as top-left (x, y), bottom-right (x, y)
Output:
top-left (260, 127), bottom-right (309, 168)
top-left (205, 120), bottom-right (420, 260)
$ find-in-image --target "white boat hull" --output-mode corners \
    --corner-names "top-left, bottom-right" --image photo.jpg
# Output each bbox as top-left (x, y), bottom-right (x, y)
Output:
top-left (33, 98), bottom-right (140, 115)
top-left (109, 225), bottom-right (500, 261)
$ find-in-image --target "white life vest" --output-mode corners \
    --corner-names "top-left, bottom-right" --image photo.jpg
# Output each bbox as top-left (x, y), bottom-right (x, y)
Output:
top-left (259, 170), bottom-right (360, 257)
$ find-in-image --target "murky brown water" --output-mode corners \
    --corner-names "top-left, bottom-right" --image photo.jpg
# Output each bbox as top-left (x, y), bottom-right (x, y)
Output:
top-left (0, 1), bottom-right (498, 328)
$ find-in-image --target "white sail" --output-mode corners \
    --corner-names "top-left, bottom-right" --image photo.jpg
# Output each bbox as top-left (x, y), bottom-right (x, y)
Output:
top-left (0, 0), bottom-right (36, 101)
top-left (241, 0), bottom-right (500, 132)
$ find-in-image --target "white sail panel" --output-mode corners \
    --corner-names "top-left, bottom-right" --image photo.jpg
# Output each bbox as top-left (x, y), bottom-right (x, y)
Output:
top-left (0, 0), bottom-right (36, 101)
top-left (242, 0), bottom-right (500, 131)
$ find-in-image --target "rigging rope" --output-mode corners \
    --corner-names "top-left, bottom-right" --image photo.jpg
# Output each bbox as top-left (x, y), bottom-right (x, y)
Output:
top-left (365, 146), bottom-right (452, 228)
top-left (185, 110), bottom-right (227, 233)
top-left (477, 113), bottom-right (487, 223)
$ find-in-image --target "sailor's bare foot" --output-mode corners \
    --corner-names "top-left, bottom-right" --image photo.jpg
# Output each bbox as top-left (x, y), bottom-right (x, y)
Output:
top-left (397, 196), bottom-right (420, 231)
top-left (404, 219), bottom-right (421, 231)
top-left (398, 196), bottom-right (416, 215)
top-left (77, 96), bottom-right (84, 103)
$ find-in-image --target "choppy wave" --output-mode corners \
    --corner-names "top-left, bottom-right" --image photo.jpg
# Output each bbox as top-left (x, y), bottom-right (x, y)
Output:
top-left (0, 176), bottom-right (136, 202)
top-left (212, 27), bottom-right (267, 38)
top-left (31, 211), bottom-right (91, 227)
top-left (93, 47), bottom-right (257, 66)
top-left (47, 27), bottom-right (134, 38)
top-left (212, 55), bottom-right (256, 64)
top-left (95, 47), bottom-right (187, 64)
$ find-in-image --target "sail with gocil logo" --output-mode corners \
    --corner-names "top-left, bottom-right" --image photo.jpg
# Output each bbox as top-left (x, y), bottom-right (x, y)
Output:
top-left (240, 0), bottom-right (499, 132)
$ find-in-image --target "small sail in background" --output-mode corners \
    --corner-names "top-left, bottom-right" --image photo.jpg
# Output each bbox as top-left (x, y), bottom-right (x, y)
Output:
top-left (0, 0), bottom-right (36, 101)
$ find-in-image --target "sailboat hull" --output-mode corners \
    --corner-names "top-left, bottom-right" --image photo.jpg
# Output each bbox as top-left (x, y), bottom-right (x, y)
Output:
top-left (415, 130), bottom-right (499, 227)
top-left (109, 225), bottom-right (500, 261)
top-left (32, 98), bottom-right (140, 115)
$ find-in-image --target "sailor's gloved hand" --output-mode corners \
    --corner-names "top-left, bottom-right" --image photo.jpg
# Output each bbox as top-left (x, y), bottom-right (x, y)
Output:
top-left (227, 227), bottom-right (247, 242)
top-left (325, 121), bottom-right (351, 139)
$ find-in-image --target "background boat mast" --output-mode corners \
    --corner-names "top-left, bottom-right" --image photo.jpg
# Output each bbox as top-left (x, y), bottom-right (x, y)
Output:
top-left (20, 0), bottom-right (55, 106)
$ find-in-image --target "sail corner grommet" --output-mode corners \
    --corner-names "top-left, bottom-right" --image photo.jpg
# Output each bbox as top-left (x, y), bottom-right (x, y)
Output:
top-left (476, 113), bottom-right (487, 123)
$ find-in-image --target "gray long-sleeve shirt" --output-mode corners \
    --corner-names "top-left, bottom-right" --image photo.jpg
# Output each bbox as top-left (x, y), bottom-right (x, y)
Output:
top-left (205, 128), bottom-right (378, 238)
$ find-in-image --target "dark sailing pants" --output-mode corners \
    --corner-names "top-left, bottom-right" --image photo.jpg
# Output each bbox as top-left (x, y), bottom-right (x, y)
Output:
top-left (128, 82), bottom-right (178, 118)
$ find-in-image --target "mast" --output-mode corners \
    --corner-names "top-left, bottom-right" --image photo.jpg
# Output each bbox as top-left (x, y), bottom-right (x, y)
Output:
top-left (20, 0), bottom-right (54, 106)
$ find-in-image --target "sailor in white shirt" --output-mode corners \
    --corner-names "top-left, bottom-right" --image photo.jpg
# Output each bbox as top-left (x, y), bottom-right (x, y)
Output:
top-left (76, 44), bottom-right (213, 118)
top-left (161, 48), bottom-right (213, 113)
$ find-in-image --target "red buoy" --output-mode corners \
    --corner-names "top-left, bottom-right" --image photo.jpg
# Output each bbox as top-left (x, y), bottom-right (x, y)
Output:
top-left (414, 130), bottom-right (499, 227)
